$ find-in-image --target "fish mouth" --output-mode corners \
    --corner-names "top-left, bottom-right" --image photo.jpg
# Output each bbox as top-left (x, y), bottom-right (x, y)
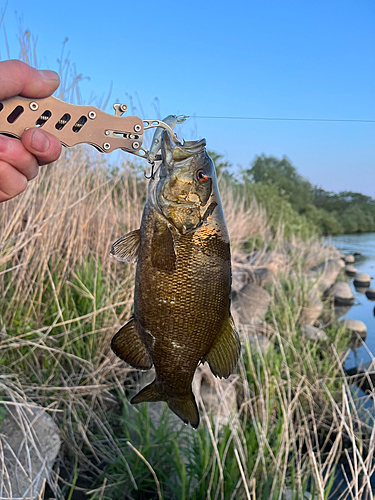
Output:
top-left (158, 132), bottom-right (207, 174)
top-left (172, 138), bottom-right (207, 161)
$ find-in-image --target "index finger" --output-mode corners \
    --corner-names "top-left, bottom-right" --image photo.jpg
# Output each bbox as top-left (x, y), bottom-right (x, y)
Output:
top-left (0, 60), bottom-right (60, 101)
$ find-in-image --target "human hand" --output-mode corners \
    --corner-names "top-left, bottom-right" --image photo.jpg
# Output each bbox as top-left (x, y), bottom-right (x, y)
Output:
top-left (0, 60), bottom-right (62, 202)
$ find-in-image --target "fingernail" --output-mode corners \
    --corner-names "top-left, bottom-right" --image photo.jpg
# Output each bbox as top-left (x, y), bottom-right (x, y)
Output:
top-left (38, 69), bottom-right (60, 83)
top-left (31, 129), bottom-right (50, 152)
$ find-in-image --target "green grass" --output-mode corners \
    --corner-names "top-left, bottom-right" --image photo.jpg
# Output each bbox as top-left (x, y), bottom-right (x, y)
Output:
top-left (1, 224), bottom-right (371, 500)
top-left (0, 148), bottom-right (370, 500)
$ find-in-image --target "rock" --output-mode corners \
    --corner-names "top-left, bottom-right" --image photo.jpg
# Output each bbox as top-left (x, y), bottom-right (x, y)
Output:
top-left (0, 404), bottom-right (60, 500)
top-left (299, 294), bottom-right (323, 326)
top-left (347, 362), bottom-right (375, 396)
top-left (232, 266), bottom-right (275, 290)
top-left (232, 269), bottom-right (249, 290)
top-left (303, 251), bottom-right (323, 269)
top-left (301, 325), bottom-right (328, 342)
top-left (247, 267), bottom-right (275, 287)
top-left (339, 252), bottom-right (346, 260)
top-left (193, 365), bottom-right (238, 429)
top-left (258, 251), bottom-right (289, 276)
top-left (232, 283), bottom-right (271, 325)
top-left (320, 244), bottom-right (342, 262)
top-left (232, 251), bottom-right (249, 265)
top-left (334, 304), bottom-right (353, 318)
top-left (340, 319), bottom-right (367, 347)
top-left (354, 272), bottom-right (371, 287)
top-left (245, 331), bottom-right (272, 353)
top-left (353, 251), bottom-right (362, 256)
top-left (338, 259), bottom-right (345, 269)
top-left (341, 318), bottom-right (367, 335)
top-left (325, 244), bottom-right (340, 254)
top-left (365, 288), bottom-right (375, 301)
top-left (328, 282), bottom-right (355, 306)
top-left (311, 259), bottom-right (344, 292)
top-left (345, 254), bottom-right (355, 264)
top-left (345, 265), bottom-right (357, 277)
top-left (354, 285), bottom-right (368, 294)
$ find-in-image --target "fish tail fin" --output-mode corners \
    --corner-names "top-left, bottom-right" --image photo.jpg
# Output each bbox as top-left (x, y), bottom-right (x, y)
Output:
top-left (131, 380), bottom-right (162, 404)
top-left (131, 382), bottom-right (200, 429)
top-left (168, 392), bottom-right (200, 429)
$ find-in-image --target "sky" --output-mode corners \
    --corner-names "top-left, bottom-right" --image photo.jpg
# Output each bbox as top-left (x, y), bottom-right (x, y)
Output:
top-left (1, 0), bottom-right (374, 196)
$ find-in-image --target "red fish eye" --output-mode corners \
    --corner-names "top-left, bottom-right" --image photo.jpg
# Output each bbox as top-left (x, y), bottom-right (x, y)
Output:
top-left (196, 169), bottom-right (208, 182)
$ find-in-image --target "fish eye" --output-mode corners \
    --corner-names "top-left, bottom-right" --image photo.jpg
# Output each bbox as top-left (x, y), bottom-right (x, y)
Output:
top-left (196, 169), bottom-right (208, 182)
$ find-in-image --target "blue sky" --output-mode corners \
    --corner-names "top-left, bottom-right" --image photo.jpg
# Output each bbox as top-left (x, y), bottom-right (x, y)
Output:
top-left (1, 0), bottom-right (374, 196)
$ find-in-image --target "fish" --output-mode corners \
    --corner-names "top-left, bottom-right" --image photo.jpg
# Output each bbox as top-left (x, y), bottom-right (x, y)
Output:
top-left (110, 131), bottom-right (241, 428)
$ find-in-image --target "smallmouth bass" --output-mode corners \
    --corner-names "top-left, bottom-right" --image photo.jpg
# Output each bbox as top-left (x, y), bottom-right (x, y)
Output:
top-left (110, 132), bottom-right (240, 428)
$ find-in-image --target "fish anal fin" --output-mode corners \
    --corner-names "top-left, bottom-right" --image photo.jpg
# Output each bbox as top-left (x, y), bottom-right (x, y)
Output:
top-left (168, 392), bottom-right (200, 429)
top-left (131, 380), bottom-right (161, 404)
top-left (151, 224), bottom-right (176, 272)
top-left (110, 229), bottom-right (140, 263)
top-left (111, 316), bottom-right (152, 370)
top-left (203, 315), bottom-right (241, 379)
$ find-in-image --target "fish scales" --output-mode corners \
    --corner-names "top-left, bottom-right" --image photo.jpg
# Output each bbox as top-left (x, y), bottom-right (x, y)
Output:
top-left (136, 212), bottom-right (230, 391)
top-left (110, 132), bottom-right (241, 428)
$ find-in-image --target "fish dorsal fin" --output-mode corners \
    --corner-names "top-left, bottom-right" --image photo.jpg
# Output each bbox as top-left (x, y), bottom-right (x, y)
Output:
top-left (111, 316), bottom-right (152, 370)
top-left (110, 229), bottom-right (140, 263)
top-left (203, 315), bottom-right (241, 379)
top-left (151, 225), bottom-right (176, 272)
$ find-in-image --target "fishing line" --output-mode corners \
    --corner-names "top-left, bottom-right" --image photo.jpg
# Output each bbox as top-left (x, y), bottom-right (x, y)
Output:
top-left (186, 115), bottom-right (375, 123)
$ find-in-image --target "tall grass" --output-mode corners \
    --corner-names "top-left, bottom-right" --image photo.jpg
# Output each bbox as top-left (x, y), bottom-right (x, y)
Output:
top-left (1, 26), bottom-right (375, 500)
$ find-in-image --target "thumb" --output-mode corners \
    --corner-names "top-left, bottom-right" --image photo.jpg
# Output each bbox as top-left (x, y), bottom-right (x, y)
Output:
top-left (0, 60), bottom-right (60, 101)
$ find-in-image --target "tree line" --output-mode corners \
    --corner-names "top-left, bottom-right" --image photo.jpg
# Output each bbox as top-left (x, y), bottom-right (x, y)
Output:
top-left (212, 152), bottom-right (375, 236)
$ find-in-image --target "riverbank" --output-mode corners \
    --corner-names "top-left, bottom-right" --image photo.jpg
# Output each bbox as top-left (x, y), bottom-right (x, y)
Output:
top-left (329, 233), bottom-right (375, 370)
top-left (2, 145), bottom-right (375, 499)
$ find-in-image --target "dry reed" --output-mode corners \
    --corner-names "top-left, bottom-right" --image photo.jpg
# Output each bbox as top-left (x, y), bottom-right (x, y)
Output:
top-left (1, 24), bottom-right (375, 500)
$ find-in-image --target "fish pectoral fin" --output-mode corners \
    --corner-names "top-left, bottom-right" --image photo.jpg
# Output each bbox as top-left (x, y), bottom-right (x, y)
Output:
top-left (110, 229), bottom-right (140, 263)
top-left (111, 316), bottom-right (152, 370)
top-left (203, 315), bottom-right (241, 379)
top-left (168, 392), bottom-right (200, 429)
top-left (151, 224), bottom-right (176, 272)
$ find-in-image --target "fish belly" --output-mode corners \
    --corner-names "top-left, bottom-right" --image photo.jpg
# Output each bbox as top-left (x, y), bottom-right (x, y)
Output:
top-left (134, 227), bottom-right (231, 396)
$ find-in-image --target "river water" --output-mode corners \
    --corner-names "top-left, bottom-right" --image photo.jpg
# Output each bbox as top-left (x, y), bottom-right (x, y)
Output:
top-left (328, 232), bottom-right (375, 370)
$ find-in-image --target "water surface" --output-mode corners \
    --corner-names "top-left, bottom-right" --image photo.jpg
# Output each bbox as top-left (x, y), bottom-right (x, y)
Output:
top-left (328, 232), bottom-right (375, 370)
